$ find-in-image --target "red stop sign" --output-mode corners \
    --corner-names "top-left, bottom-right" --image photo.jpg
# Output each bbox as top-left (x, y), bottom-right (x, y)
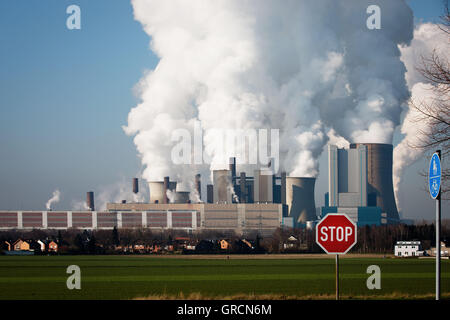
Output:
top-left (316, 214), bottom-right (357, 254)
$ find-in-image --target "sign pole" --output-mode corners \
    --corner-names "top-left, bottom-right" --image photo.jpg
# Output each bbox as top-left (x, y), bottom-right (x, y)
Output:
top-left (436, 150), bottom-right (441, 301)
top-left (336, 254), bottom-right (339, 300)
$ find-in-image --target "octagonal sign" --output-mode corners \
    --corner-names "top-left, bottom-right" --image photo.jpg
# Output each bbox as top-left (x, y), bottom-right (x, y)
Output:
top-left (316, 213), bottom-right (357, 254)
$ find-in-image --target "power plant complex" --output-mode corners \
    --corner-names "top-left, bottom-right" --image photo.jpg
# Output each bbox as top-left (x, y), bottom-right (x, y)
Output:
top-left (0, 143), bottom-right (400, 234)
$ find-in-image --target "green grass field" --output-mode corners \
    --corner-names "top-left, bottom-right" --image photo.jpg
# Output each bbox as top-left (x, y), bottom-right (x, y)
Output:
top-left (0, 255), bottom-right (449, 300)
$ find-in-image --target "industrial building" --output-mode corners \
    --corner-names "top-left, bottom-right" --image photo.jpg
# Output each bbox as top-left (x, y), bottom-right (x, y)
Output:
top-left (0, 157), bottom-right (318, 234)
top-left (321, 143), bottom-right (399, 226)
top-left (0, 143), bottom-right (400, 232)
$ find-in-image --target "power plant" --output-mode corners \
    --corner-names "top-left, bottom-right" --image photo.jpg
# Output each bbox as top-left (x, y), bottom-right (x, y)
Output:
top-left (0, 143), bottom-right (401, 233)
top-left (322, 143), bottom-right (400, 225)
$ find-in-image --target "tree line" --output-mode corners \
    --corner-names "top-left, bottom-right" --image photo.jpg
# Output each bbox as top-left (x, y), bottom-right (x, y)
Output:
top-left (1, 221), bottom-right (448, 255)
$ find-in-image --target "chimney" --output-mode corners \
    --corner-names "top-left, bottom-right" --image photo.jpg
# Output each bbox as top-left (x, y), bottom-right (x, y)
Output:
top-left (163, 176), bottom-right (170, 204)
top-left (132, 178), bottom-right (139, 194)
top-left (86, 191), bottom-right (95, 211)
top-left (229, 157), bottom-right (236, 181)
top-left (207, 184), bottom-right (213, 203)
top-left (240, 172), bottom-right (247, 203)
top-left (281, 172), bottom-right (287, 204)
top-left (195, 174), bottom-right (201, 200)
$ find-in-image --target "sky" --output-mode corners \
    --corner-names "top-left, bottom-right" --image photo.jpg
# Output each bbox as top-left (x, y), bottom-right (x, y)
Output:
top-left (0, 0), bottom-right (447, 221)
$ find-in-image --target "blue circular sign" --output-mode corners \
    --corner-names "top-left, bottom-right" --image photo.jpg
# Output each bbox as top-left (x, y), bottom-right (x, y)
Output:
top-left (429, 153), bottom-right (441, 199)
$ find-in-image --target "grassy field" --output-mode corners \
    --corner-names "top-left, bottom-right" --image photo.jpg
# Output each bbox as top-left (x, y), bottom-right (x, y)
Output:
top-left (0, 254), bottom-right (449, 300)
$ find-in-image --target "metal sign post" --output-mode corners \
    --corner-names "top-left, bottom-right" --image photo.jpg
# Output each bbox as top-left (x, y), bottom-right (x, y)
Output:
top-left (429, 150), bottom-right (441, 300)
top-left (335, 254), bottom-right (339, 300)
top-left (316, 214), bottom-right (357, 301)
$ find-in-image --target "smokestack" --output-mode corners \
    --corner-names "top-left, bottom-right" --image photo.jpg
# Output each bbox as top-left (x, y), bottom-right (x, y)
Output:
top-left (229, 157), bottom-right (236, 181)
top-left (195, 174), bottom-right (201, 200)
top-left (240, 172), bottom-right (246, 203)
top-left (86, 191), bottom-right (95, 211)
top-left (163, 176), bottom-right (170, 204)
top-left (281, 172), bottom-right (287, 204)
top-left (350, 143), bottom-right (399, 221)
top-left (207, 184), bottom-right (213, 203)
top-left (132, 178), bottom-right (139, 194)
top-left (285, 177), bottom-right (316, 226)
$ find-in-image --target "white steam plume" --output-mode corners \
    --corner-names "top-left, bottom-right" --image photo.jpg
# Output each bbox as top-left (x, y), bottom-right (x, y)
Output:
top-left (96, 178), bottom-right (147, 211)
top-left (394, 23), bottom-right (449, 207)
top-left (126, 0), bottom-right (413, 187)
top-left (46, 190), bottom-right (61, 210)
top-left (71, 199), bottom-right (89, 211)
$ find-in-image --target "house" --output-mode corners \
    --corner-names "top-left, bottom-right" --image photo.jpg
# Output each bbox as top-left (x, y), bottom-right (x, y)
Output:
top-left (428, 241), bottom-right (450, 257)
top-left (394, 241), bottom-right (423, 257)
top-left (283, 236), bottom-right (298, 249)
top-left (220, 239), bottom-right (231, 250)
top-left (13, 239), bottom-right (30, 251)
top-left (48, 241), bottom-right (58, 253)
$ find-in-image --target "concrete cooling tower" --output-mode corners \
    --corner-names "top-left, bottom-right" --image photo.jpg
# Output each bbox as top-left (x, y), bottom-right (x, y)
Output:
top-left (285, 177), bottom-right (316, 225)
top-left (213, 170), bottom-right (232, 203)
top-left (350, 143), bottom-right (399, 221)
top-left (149, 178), bottom-right (177, 204)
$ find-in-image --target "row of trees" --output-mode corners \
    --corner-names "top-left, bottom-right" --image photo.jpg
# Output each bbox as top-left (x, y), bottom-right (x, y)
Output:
top-left (1, 221), bottom-right (448, 255)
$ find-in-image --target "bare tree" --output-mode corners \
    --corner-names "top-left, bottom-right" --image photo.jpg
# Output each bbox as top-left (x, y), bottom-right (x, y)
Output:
top-left (410, 2), bottom-right (450, 196)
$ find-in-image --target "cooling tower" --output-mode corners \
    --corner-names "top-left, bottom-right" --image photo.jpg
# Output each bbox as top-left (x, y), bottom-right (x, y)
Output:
top-left (149, 181), bottom-right (164, 203)
top-left (254, 169), bottom-right (273, 203)
top-left (149, 180), bottom-right (176, 204)
top-left (86, 191), bottom-right (95, 211)
top-left (213, 170), bottom-right (232, 203)
top-left (350, 143), bottom-right (399, 221)
top-left (285, 177), bottom-right (316, 225)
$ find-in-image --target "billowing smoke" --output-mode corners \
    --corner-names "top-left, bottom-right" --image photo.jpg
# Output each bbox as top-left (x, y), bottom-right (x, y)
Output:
top-left (46, 190), bottom-right (61, 210)
top-left (394, 22), bottom-right (449, 207)
top-left (126, 0), bottom-right (413, 189)
top-left (71, 199), bottom-right (89, 211)
top-left (96, 178), bottom-right (147, 211)
top-left (166, 189), bottom-right (176, 203)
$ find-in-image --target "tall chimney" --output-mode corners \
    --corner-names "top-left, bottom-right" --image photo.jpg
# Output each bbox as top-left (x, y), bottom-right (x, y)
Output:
top-left (281, 172), bottom-right (287, 204)
top-left (195, 174), bottom-right (201, 200)
top-left (163, 176), bottom-right (170, 204)
top-left (229, 157), bottom-right (236, 181)
top-left (132, 178), bottom-right (139, 194)
top-left (207, 184), bottom-right (214, 203)
top-left (86, 191), bottom-right (95, 211)
top-left (240, 172), bottom-right (246, 203)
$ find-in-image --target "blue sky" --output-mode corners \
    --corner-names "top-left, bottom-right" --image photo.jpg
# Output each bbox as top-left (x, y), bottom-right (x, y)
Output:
top-left (0, 0), bottom-right (447, 220)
